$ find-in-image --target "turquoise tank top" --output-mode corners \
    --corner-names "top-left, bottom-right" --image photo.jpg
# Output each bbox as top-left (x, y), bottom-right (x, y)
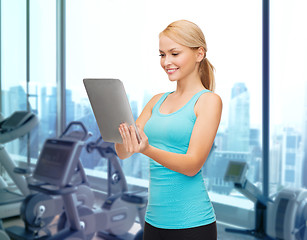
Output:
top-left (143, 89), bottom-right (216, 229)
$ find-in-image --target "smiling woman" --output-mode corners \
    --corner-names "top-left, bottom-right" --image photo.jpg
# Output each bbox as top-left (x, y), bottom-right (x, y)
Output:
top-left (115, 20), bottom-right (222, 240)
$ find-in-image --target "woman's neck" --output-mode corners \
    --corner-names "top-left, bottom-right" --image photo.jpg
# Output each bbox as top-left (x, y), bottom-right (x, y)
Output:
top-left (175, 76), bottom-right (204, 96)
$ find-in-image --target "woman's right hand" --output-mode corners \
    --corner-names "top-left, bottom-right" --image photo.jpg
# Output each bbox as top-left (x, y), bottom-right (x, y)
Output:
top-left (118, 123), bottom-right (149, 154)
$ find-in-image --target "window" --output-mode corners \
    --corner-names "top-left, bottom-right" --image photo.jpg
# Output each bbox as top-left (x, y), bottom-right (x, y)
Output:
top-left (270, 0), bottom-right (307, 192)
top-left (285, 169), bottom-right (295, 183)
top-left (29, 0), bottom-right (57, 155)
top-left (0, 0), bottom-right (56, 163)
top-left (66, 0), bottom-right (149, 179)
top-left (286, 152), bottom-right (296, 166)
top-left (1, 1), bottom-right (27, 116)
top-left (1, 0), bottom-right (27, 158)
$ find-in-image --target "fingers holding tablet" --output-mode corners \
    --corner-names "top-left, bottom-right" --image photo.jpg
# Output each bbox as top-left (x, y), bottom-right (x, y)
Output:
top-left (118, 123), bottom-right (145, 153)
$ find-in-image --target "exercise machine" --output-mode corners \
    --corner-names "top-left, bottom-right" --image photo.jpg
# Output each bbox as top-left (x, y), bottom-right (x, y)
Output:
top-left (224, 160), bottom-right (307, 240)
top-left (6, 123), bottom-right (147, 239)
top-left (54, 136), bottom-right (147, 240)
top-left (85, 137), bottom-right (147, 240)
top-left (5, 121), bottom-right (95, 240)
top-left (266, 188), bottom-right (307, 240)
top-left (0, 111), bottom-right (38, 219)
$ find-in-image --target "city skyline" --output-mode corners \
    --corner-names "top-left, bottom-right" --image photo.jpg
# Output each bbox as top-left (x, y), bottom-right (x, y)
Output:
top-left (1, 81), bottom-right (306, 195)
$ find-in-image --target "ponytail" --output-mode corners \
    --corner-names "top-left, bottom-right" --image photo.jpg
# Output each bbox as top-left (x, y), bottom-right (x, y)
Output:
top-left (199, 57), bottom-right (215, 92)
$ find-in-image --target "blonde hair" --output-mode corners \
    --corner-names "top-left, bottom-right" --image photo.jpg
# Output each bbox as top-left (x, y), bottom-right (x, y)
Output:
top-left (160, 20), bottom-right (215, 91)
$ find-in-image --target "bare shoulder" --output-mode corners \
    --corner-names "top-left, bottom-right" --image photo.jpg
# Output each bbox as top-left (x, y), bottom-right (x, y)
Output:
top-left (145, 93), bottom-right (165, 109)
top-left (195, 91), bottom-right (223, 116)
top-left (151, 93), bottom-right (165, 102)
top-left (199, 91), bottom-right (222, 105)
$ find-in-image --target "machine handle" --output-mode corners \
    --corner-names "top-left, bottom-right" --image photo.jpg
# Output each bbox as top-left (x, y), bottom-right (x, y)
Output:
top-left (60, 121), bottom-right (89, 141)
top-left (86, 137), bottom-right (116, 155)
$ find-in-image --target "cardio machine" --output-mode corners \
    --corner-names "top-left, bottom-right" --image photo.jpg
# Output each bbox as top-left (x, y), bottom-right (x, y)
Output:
top-left (0, 111), bottom-right (38, 240)
top-left (0, 111), bottom-right (38, 219)
top-left (5, 121), bottom-right (95, 240)
top-left (7, 122), bottom-right (147, 239)
top-left (55, 136), bottom-right (147, 240)
top-left (224, 161), bottom-right (307, 240)
top-left (85, 136), bottom-right (147, 240)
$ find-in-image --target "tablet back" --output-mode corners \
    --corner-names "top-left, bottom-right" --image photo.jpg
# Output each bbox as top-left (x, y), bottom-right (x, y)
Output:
top-left (83, 78), bottom-right (136, 143)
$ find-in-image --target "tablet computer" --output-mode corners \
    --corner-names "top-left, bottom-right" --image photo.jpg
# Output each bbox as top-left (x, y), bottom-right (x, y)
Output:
top-left (83, 78), bottom-right (140, 143)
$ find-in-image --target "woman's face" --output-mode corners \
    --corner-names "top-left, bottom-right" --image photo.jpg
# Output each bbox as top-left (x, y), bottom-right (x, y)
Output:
top-left (159, 35), bottom-right (201, 83)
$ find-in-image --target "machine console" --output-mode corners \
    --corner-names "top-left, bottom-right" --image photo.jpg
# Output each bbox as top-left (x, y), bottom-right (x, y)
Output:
top-left (224, 161), bottom-right (247, 184)
top-left (33, 139), bottom-right (82, 187)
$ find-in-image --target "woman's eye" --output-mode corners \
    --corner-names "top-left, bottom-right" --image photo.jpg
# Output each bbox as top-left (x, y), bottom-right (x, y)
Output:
top-left (159, 53), bottom-right (179, 57)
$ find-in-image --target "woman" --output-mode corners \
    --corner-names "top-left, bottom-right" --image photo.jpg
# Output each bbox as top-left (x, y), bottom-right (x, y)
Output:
top-left (115, 20), bottom-right (222, 240)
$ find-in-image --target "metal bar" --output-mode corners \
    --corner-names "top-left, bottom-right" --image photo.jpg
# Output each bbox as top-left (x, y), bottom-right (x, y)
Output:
top-left (0, 146), bottom-right (30, 196)
top-left (0, 0), bottom-right (2, 114)
top-left (56, 0), bottom-right (66, 136)
top-left (26, 0), bottom-right (31, 165)
top-left (26, 0), bottom-right (30, 111)
top-left (262, 0), bottom-right (270, 198)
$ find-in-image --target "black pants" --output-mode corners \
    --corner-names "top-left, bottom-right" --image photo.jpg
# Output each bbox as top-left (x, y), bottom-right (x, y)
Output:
top-left (143, 221), bottom-right (217, 240)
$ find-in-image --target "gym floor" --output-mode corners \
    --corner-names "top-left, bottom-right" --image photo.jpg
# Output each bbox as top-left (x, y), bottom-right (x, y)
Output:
top-left (3, 216), bottom-right (259, 240)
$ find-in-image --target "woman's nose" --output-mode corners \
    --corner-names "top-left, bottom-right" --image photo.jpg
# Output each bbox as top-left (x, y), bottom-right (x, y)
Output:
top-left (164, 55), bottom-right (172, 66)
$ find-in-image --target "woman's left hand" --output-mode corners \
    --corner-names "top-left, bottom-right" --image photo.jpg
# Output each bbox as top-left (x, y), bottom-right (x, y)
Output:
top-left (118, 123), bottom-right (149, 154)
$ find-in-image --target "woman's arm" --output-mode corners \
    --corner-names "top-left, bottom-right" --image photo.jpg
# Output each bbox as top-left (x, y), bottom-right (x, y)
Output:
top-left (120, 92), bottom-right (222, 176)
top-left (115, 93), bottom-right (164, 159)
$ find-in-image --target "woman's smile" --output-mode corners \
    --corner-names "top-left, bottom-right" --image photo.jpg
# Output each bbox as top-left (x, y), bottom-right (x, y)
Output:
top-left (165, 67), bottom-right (179, 74)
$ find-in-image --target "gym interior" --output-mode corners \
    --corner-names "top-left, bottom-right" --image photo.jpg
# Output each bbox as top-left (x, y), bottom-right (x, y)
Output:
top-left (1, 0), bottom-right (307, 240)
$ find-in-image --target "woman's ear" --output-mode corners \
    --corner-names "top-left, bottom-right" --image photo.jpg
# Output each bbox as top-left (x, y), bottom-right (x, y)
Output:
top-left (196, 47), bottom-right (205, 62)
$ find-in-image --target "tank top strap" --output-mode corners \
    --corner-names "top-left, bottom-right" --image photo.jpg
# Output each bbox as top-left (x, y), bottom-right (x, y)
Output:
top-left (152, 92), bottom-right (173, 113)
top-left (187, 89), bottom-right (211, 108)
